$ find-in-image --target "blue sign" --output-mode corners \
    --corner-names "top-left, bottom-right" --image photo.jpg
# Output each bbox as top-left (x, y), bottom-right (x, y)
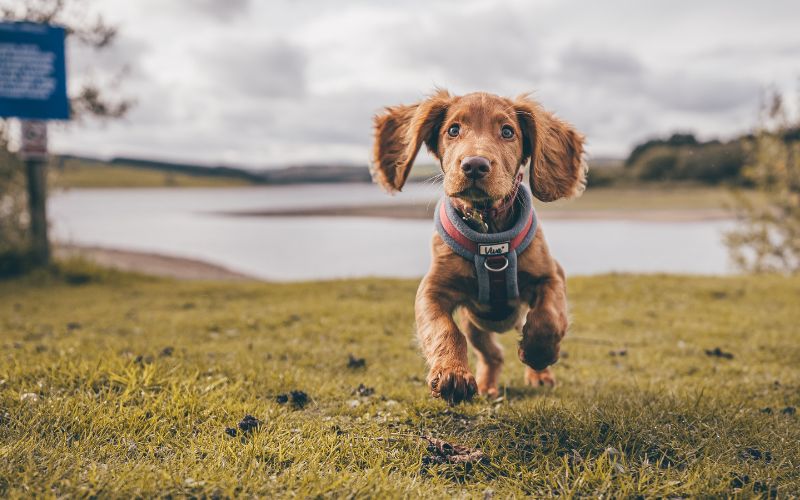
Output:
top-left (0, 22), bottom-right (69, 120)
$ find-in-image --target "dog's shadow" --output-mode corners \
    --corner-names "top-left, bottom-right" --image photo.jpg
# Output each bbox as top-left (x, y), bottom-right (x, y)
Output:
top-left (493, 384), bottom-right (556, 402)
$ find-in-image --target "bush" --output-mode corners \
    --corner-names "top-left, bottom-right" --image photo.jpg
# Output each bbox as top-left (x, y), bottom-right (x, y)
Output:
top-left (586, 165), bottom-right (625, 187)
top-left (725, 91), bottom-right (800, 273)
top-left (626, 132), bottom-right (698, 168)
top-left (676, 141), bottom-right (747, 184)
top-left (630, 146), bottom-right (680, 181)
top-left (0, 250), bottom-right (35, 279)
top-left (0, 122), bottom-right (30, 261)
top-left (627, 139), bottom-right (747, 184)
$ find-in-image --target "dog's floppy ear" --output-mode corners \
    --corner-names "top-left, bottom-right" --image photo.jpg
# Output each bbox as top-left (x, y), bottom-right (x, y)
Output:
top-left (371, 90), bottom-right (451, 192)
top-left (514, 95), bottom-right (587, 202)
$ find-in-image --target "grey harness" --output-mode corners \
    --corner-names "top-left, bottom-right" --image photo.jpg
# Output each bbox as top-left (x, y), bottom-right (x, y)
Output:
top-left (434, 186), bottom-right (538, 305)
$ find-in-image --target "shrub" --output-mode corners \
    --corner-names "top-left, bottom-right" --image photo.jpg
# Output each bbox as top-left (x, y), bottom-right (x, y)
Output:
top-left (676, 141), bottom-right (747, 184)
top-left (725, 91), bottom-right (800, 273)
top-left (630, 146), bottom-right (680, 181)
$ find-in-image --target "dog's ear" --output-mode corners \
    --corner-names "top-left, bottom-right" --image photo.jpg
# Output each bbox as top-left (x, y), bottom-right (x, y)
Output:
top-left (514, 95), bottom-right (587, 202)
top-left (371, 90), bottom-right (451, 192)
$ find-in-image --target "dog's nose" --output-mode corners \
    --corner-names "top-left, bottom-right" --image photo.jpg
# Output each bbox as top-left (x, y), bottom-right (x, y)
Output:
top-left (460, 156), bottom-right (491, 180)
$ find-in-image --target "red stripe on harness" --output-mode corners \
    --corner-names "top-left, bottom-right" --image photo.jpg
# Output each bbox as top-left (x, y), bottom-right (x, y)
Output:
top-left (510, 210), bottom-right (534, 250)
top-left (439, 199), bottom-right (534, 254)
top-left (439, 200), bottom-right (478, 253)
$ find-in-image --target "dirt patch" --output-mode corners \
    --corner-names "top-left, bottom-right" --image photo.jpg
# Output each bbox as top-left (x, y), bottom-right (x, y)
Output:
top-left (55, 244), bottom-right (255, 281)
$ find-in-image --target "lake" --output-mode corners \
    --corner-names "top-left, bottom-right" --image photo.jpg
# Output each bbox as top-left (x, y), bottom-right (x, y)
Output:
top-left (49, 184), bottom-right (736, 280)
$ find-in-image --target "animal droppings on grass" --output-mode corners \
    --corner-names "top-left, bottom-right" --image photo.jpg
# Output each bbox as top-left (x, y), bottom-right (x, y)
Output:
top-left (782, 406), bottom-right (796, 415)
top-left (753, 481), bottom-right (779, 497)
top-left (730, 473), bottom-right (750, 489)
top-left (353, 384), bottom-right (375, 397)
top-left (237, 415), bottom-right (262, 433)
top-left (134, 354), bottom-right (154, 365)
top-left (276, 391), bottom-right (309, 409)
top-left (760, 407), bottom-right (773, 414)
top-left (420, 435), bottom-right (488, 467)
top-left (224, 427), bottom-right (238, 437)
top-left (704, 347), bottom-right (734, 359)
top-left (347, 354), bottom-right (366, 369)
top-left (740, 447), bottom-right (772, 463)
top-left (66, 322), bottom-right (82, 330)
top-left (609, 349), bottom-right (627, 356)
top-left (290, 390), bottom-right (309, 408)
top-left (160, 346), bottom-right (174, 357)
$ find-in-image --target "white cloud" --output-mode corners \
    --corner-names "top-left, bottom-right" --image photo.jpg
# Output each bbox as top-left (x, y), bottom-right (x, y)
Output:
top-left (49, 0), bottom-right (800, 165)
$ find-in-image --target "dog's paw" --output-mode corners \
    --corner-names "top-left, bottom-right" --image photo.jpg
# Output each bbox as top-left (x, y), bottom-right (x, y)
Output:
top-left (480, 384), bottom-right (500, 399)
top-left (428, 366), bottom-right (478, 405)
top-left (524, 366), bottom-right (557, 388)
top-left (518, 334), bottom-right (560, 371)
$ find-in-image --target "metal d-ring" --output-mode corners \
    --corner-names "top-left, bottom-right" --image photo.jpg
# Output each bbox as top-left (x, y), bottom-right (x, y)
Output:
top-left (484, 256), bottom-right (509, 272)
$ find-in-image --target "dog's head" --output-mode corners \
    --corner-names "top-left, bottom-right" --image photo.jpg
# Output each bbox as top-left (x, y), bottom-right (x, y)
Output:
top-left (372, 90), bottom-right (586, 205)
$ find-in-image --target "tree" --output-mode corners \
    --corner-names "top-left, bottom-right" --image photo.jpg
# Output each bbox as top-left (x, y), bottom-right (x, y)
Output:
top-left (725, 90), bottom-right (800, 273)
top-left (0, 0), bottom-right (132, 274)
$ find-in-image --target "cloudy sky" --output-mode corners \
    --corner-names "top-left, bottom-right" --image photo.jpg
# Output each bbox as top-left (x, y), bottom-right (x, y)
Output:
top-left (52, 0), bottom-right (800, 168)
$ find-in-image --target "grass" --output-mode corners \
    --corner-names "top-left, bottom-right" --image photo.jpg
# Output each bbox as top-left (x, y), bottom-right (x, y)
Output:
top-left (50, 159), bottom-right (252, 189)
top-left (1, 262), bottom-right (798, 497)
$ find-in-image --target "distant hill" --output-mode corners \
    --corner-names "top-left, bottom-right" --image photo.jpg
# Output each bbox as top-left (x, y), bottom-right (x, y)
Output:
top-left (52, 154), bottom-right (628, 189)
top-left (53, 155), bottom-right (373, 187)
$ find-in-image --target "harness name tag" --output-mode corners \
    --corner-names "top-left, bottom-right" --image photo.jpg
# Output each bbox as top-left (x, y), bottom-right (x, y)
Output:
top-left (479, 242), bottom-right (509, 256)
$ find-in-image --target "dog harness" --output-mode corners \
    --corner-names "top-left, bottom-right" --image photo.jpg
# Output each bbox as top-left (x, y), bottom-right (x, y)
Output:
top-left (434, 185), bottom-right (538, 306)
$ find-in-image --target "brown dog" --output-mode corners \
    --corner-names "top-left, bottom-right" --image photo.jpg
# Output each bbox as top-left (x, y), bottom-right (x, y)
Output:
top-left (371, 90), bottom-right (586, 404)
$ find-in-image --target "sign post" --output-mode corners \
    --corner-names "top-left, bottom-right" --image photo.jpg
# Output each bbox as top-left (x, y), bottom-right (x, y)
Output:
top-left (0, 21), bottom-right (70, 266)
top-left (21, 120), bottom-right (50, 264)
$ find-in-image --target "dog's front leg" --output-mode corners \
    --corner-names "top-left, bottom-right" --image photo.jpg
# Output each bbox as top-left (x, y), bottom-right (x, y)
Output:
top-left (519, 266), bottom-right (569, 380)
top-left (415, 278), bottom-right (477, 404)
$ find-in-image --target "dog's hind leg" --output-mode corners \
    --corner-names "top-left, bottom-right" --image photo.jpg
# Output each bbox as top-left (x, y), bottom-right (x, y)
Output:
top-left (461, 312), bottom-right (504, 398)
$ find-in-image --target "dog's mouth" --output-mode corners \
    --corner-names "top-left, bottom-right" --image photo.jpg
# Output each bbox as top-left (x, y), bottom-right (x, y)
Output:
top-left (453, 186), bottom-right (493, 203)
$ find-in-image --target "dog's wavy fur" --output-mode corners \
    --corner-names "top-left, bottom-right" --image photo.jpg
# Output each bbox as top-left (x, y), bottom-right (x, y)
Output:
top-left (372, 90), bottom-right (586, 403)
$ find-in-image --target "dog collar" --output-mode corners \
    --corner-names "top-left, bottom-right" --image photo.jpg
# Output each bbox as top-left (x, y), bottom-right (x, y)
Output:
top-left (434, 185), bottom-right (537, 305)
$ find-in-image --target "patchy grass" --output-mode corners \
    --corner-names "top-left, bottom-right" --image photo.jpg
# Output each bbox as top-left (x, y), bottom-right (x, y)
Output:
top-left (1, 263), bottom-right (798, 497)
top-left (50, 159), bottom-right (252, 189)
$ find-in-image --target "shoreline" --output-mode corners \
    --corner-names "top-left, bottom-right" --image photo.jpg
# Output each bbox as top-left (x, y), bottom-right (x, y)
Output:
top-left (55, 244), bottom-right (256, 281)
top-left (215, 204), bottom-right (733, 222)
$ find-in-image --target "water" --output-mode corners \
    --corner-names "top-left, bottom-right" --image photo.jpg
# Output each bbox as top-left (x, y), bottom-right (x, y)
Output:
top-left (49, 184), bottom-right (735, 280)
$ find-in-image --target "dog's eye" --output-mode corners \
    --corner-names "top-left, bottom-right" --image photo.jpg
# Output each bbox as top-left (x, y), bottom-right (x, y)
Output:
top-left (447, 124), bottom-right (460, 137)
top-left (501, 125), bottom-right (515, 139)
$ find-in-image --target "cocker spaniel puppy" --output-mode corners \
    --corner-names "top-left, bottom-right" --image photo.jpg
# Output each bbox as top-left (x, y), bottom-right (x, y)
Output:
top-left (372, 90), bottom-right (586, 404)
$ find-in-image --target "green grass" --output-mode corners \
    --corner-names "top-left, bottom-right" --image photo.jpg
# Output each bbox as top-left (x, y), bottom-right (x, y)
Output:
top-left (1, 262), bottom-right (799, 497)
top-left (50, 159), bottom-right (252, 189)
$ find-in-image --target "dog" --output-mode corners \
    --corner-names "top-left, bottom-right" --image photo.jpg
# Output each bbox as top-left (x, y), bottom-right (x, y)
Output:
top-left (371, 90), bottom-right (586, 404)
